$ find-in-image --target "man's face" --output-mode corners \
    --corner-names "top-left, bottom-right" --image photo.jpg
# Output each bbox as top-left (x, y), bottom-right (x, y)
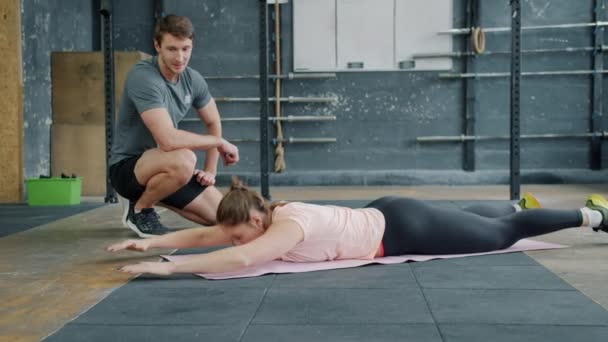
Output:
top-left (154, 33), bottom-right (193, 76)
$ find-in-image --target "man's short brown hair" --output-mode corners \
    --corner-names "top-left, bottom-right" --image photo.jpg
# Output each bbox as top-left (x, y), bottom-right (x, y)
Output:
top-left (154, 15), bottom-right (194, 45)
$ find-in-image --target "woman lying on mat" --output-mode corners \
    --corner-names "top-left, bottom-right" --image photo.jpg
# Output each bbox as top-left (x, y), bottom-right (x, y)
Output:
top-left (107, 178), bottom-right (608, 276)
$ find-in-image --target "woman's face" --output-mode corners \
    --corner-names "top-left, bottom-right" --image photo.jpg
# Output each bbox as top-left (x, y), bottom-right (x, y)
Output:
top-left (221, 210), bottom-right (266, 246)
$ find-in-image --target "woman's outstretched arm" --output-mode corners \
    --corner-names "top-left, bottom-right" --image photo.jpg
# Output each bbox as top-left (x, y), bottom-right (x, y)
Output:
top-left (106, 225), bottom-right (232, 253)
top-left (117, 220), bottom-right (304, 275)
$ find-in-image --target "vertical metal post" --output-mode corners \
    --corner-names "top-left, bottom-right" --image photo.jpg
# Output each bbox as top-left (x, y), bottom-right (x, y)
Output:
top-left (92, 0), bottom-right (101, 51)
top-left (100, 0), bottom-right (117, 204)
top-left (591, 0), bottom-right (604, 170)
top-left (154, 0), bottom-right (164, 20)
top-left (509, 0), bottom-right (522, 200)
top-left (259, 0), bottom-right (271, 199)
top-left (462, 0), bottom-right (477, 171)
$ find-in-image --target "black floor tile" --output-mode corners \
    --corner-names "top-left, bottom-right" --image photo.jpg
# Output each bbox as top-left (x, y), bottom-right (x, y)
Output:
top-left (272, 264), bottom-right (417, 288)
top-left (130, 273), bottom-right (275, 289)
top-left (252, 288), bottom-right (433, 324)
top-left (439, 324), bottom-right (608, 342)
top-left (425, 288), bottom-right (608, 325)
top-left (0, 203), bottom-right (105, 237)
top-left (242, 324), bottom-right (442, 342)
top-left (412, 252), bottom-right (540, 267)
top-left (171, 246), bottom-right (227, 255)
top-left (413, 265), bottom-right (572, 290)
top-left (44, 324), bottom-right (243, 342)
top-left (75, 287), bottom-right (265, 325)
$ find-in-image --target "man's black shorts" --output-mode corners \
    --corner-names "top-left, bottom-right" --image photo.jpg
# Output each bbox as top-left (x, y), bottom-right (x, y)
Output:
top-left (109, 155), bottom-right (207, 209)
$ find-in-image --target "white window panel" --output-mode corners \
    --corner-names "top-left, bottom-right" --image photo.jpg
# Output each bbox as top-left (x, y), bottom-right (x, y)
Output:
top-left (337, 0), bottom-right (395, 70)
top-left (395, 0), bottom-right (453, 70)
top-left (293, 0), bottom-right (337, 71)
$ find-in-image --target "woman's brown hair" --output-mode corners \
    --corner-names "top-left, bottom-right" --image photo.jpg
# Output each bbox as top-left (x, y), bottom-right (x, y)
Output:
top-left (217, 177), bottom-right (290, 226)
top-left (216, 177), bottom-right (269, 226)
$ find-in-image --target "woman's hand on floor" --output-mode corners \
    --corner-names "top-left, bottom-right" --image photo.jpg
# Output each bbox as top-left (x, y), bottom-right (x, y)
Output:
top-left (106, 239), bottom-right (151, 252)
top-left (118, 261), bottom-right (174, 276)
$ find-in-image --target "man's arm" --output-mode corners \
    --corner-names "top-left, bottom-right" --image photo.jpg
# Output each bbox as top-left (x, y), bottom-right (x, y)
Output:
top-left (141, 107), bottom-right (226, 151)
top-left (196, 99), bottom-right (221, 175)
top-left (140, 106), bottom-right (239, 166)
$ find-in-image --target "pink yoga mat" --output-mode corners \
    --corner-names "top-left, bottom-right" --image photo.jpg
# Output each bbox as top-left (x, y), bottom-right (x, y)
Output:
top-left (163, 239), bottom-right (565, 280)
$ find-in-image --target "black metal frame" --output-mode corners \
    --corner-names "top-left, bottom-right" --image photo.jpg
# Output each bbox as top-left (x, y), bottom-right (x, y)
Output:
top-left (591, 0), bottom-right (604, 170)
top-left (100, 0), bottom-right (117, 203)
top-left (92, 0), bottom-right (101, 51)
top-left (256, 1), bottom-right (598, 196)
top-left (510, 0), bottom-right (522, 200)
top-left (259, 0), bottom-right (271, 199)
top-left (154, 0), bottom-right (165, 20)
top-left (462, 0), bottom-right (479, 171)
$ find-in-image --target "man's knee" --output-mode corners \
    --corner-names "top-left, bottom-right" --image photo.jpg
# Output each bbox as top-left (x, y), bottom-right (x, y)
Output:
top-left (168, 149), bottom-right (197, 184)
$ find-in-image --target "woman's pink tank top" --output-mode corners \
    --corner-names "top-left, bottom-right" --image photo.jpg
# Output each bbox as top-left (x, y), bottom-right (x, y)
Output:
top-left (273, 202), bottom-right (385, 262)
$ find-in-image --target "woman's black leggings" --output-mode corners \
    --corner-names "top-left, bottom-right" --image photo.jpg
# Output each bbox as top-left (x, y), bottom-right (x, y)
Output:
top-left (365, 196), bottom-right (583, 256)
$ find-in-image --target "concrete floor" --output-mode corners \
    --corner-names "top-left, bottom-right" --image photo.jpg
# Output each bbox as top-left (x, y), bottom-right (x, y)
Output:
top-left (1, 184), bottom-right (608, 342)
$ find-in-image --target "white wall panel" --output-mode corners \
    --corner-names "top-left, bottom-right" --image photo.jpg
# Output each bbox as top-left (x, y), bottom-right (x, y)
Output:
top-left (337, 0), bottom-right (394, 70)
top-left (395, 0), bottom-right (453, 70)
top-left (293, 0), bottom-right (453, 71)
top-left (293, 0), bottom-right (337, 71)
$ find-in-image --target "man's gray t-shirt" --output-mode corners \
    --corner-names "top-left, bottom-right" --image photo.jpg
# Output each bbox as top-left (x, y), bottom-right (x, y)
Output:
top-left (109, 56), bottom-right (212, 166)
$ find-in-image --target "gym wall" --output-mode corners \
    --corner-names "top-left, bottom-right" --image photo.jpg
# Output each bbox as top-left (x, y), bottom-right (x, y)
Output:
top-left (17, 0), bottom-right (608, 192)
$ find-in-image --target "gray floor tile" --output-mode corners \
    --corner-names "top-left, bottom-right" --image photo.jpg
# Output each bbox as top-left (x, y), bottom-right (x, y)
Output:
top-left (252, 288), bottom-right (433, 324)
top-left (0, 202), bottom-right (104, 237)
top-left (75, 287), bottom-right (264, 325)
top-left (242, 324), bottom-right (442, 342)
top-left (272, 264), bottom-right (417, 288)
top-left (172, 246), bottom-right (226, 255)
top-left (130, 273), bottom-right (275, 288)
top-left (44, 324), bottom-right (242, 342)
top-left (413, 265), bottom-right (572, 290)
top-left (413, 252), bottom-right (540, 267)
top-left (439, 324), bottom-right (608, 342)
top-left (425, 289), bottom-right (608, 325)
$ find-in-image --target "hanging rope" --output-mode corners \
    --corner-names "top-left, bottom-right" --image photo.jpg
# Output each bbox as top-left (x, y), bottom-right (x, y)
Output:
top-left (273, 0), bottom-right (286, 172)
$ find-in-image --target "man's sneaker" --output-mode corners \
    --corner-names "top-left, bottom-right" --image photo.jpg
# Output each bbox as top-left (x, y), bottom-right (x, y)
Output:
top-left (126, 208), bottom-right (170, 238)
top-left (585, 194), bottom-right (608, 232)
top-left (519, 192), bottom-right (542, 210)
top-left (118, 195), bottom-right (130, 228)
top-left (120, 196), bottom-right (163, 231)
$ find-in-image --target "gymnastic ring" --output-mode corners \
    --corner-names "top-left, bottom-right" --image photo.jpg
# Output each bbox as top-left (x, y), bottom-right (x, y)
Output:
top-left (471, 27), bottom-right (485, 54)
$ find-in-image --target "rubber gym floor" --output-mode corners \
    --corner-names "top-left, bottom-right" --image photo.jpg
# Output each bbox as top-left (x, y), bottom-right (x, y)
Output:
top-left (2, 185), bottom-right (608, 342)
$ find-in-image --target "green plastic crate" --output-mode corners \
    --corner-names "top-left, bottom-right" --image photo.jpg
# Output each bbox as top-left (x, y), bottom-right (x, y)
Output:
top-left (25, 177), bottom-right (82, 206)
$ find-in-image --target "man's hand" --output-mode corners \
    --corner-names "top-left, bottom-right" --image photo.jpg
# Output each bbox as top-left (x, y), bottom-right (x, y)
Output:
top-left (193, 169), bottom-right (216, 186)
top-left (118, 261), bottom-right (174, 276)
top-left (106, 239), bottom-right (151, 253)
top-left (218, 141), bottom-right (239, 166)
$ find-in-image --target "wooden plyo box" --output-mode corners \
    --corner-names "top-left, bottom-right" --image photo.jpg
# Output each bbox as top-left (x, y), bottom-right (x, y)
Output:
top-left (51, 51), bottom-right (150, 195)
top-left (51, 51), bottom-right (150, 125)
